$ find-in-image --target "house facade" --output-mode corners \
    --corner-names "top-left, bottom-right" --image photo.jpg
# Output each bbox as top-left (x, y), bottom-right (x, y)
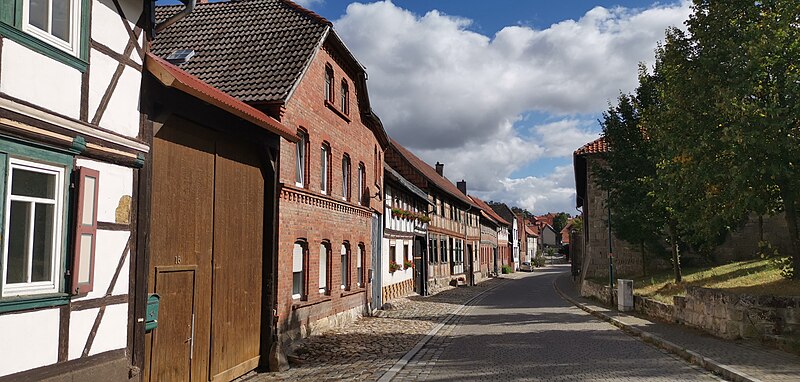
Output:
top-left (0, 0), bottom-right (149, 380)
top-left (151, 0), bottom-right (389, 375)
top-left (470, 195), bottom-right (509, 279)
top-left (525, 226), bottom-right (538, 261)
top-left (490, 203), bottom-right (519, 270)
top-left (382, 164), bottom-right (430, 303)
top-left (385, 141), bottom-right (480, 293)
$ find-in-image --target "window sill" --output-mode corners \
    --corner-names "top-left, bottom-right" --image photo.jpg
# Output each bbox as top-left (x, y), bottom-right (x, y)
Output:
top-left (0, 293), bottom-right (70, 314)
top-left (324, 100), bottom-right (351, 123)
top-left (292, 297), bottom-right (332, 310)
top-left (0, 23), bottom-right (87, 72)
top-left (340, 289), bottom-right (365, 298)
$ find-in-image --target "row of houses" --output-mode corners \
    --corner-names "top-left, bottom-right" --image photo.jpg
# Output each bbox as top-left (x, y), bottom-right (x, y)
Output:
top-left (0, 0), bottom-right (550, 381)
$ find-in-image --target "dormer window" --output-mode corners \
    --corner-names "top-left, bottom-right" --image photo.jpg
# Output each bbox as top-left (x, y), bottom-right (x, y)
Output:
top-left (340, 80), bottom-right (349, 115)
top-left (324, 65), bottom-right (334, 102)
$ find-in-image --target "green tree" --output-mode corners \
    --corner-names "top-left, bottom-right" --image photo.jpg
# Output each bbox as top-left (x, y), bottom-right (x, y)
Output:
top-left (552, 212), bottom-right (570, 234)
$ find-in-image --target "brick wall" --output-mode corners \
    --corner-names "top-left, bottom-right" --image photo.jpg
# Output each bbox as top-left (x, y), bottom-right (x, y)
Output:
top-left (276, 41), bottom-right (382, 345)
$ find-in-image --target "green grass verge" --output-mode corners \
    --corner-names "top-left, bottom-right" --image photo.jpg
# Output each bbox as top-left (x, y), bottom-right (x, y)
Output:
top-left (631, 259), bottom-right (800, 304)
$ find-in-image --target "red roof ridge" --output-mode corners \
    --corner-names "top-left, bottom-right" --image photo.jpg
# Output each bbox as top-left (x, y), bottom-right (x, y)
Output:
top-left (280, 0), bottom-right (333, 26)
top-left (469, 195), bottom-right (510, 226)
top-left (575, 136), bottom-right (608, 156)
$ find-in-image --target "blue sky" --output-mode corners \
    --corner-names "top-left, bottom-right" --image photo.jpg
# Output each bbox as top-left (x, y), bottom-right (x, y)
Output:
top-left (161, 0), bottom-right (690, 213)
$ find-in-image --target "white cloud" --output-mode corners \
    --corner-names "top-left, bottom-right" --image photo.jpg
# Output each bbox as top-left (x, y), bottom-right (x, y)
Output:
top-left (474, 165), bottom-right (578, 214)
top-left (334, 1), bottom-right (690, 213)
top-left (293, 0), bottom-right (323, 8)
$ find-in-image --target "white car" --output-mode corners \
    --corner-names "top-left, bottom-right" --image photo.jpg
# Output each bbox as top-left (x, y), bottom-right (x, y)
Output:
top-left (519, 262), bottom-right (534, 272)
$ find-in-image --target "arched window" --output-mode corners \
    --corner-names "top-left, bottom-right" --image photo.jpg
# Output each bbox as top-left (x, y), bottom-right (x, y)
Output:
top-left (357, 243), bottom-right (365, 287)
top-left (340, 242), bottom-right (350, 290)
top-left (293, 240), bottom-right (308, 299)
top-left (340, 79), bottom-right (349, 115)
top-left (324, 64), bottom-right (334, 102)
top-left (357, 162), bottom-right (365, 205)
top-left (295, 129), bottom-right (308, 187)
top-left (342, 154), bottom-right (351, 201)
top-left (319, 241), bottom-right (331, 294)
top-left (320, 142), bottom-right (331, 194)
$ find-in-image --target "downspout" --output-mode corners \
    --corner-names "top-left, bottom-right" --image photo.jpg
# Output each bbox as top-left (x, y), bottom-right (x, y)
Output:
top-left (155, 0), bottom-right (196, 33)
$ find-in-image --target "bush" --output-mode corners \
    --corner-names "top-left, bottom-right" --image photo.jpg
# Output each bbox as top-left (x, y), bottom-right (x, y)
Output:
top-left (501, 265), bottom-right (513, 274)
top-left (533, 254), bottom-right (546, 267)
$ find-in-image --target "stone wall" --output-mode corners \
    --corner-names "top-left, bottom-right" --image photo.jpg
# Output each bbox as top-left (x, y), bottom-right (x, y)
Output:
top-left (713, 213), bottom-right (792, 263)
top-left (675, 287), bottom-right (800, 341)
top-left (582, 158), bottom-right (644, 280)
top-left (633, 296), bottom-right (675, 323)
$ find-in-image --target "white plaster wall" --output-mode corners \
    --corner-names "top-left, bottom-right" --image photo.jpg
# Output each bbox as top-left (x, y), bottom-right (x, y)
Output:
top-left (0, 39), bottom-right (81, 119)
top-left (87, 50), bottom-right (140, 137)
top-left (72, 229), bottom-right (131, 301)
top-left (382, 238), bottom-right (413, 285)
top-left (88, 303), bottom-right (128, 356)
top-left (91, 0), bottom-right (136, 54)
top-left (76, 159), bottom-right (133, 224)
top-left (68, 308), bottom-right (98, 360)
top-left (0, 308), bottom-right (59, 376)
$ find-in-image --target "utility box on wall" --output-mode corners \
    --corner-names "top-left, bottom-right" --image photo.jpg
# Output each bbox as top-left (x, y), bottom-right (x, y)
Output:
top-left (618, 279), bottom-right (633, 312)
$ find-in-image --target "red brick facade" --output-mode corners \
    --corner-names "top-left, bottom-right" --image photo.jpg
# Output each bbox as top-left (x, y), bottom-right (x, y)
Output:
top-left (276, 41), bottom-right (383, 341)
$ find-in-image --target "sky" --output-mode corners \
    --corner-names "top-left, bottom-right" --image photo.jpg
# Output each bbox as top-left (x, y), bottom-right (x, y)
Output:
top-left (286, 0), bottom-right (692, 215)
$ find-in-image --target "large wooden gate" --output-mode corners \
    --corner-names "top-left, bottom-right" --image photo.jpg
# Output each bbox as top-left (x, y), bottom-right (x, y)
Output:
top-left (145, 117), bottom-right (265, 382)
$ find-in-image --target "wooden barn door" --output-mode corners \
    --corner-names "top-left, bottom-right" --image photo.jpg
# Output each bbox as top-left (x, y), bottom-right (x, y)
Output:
top-left (147, 117), bottom-right (265, 382)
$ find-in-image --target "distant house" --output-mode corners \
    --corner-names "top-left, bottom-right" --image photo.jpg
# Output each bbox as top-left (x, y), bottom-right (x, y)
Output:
top-left (537, 223), bottom-right (558, 248)
top-left (525, 225), bottom-right (538, 260)
top-left (470, 196), bottom-right (510, 279)
top-left (561, 221), bottom-right (574, 245)
top-left (490, 203), bottom-right (519, 270)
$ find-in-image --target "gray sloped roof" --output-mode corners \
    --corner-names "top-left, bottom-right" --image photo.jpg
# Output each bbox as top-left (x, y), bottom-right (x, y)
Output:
top-left (153, 0), bottom-right (329, 103)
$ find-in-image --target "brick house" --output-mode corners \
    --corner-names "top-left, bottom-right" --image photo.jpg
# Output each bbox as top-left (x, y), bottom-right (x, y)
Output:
top-left (490, 203), bottom-right (519, 270)
top-left (381, 164), bottom-right (430, 303)
top-left (152, 0), bottom-right (389, 369)
top-left (470, 196), bottom-right (510, 279)
top-left (385, 140), bottom-right (481, 292)
top-left (515, 212), bottom-right (529, 264)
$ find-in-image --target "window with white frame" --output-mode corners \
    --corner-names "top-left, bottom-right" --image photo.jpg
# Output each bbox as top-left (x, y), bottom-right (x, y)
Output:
top-left (357, 244), bottom-right (364, 287)
top-left (319, 242), bottom-right (329, 294)
top-left (357, 163), bottom-right (365, 205)
top-left (405, 243), bottom-right (410, 262)
top-left (22, 0), bottom-right (82, 56)
top-left (320, 143), bottom-right (330, 194)
top-left (292, 241), bottom-right (306, 299)
top-left (342, 154), bottom-right (350, 201)
top-left (340, 242), bottom-right (349, 289)
top-left (295, 130), bottom-right (307, 187)
top-left (324, 65), bottom-right (334, 102)
top-left (2, 159), bottom-right (65, 296)
top-left (340, 80), bottom-right (349, 115)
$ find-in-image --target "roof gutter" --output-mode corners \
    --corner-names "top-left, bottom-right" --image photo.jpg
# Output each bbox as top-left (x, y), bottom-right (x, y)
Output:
top-left (155, 0), bottom-right (196, 34)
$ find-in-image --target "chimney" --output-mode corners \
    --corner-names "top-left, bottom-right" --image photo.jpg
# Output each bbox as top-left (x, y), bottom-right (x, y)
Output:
top-left (435, 162), bottom-right (444, 176)
top-left (457, 180), bottom-right (467, 195)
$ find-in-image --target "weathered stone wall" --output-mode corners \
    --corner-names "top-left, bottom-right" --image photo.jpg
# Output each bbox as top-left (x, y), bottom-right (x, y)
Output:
top-left (675, 287), bottom-right (800, 341)
top-left (633, 296), bottom-right (675, 323)
top-left (713, 213), bottom-right (792, 263)
top-left (582, 158), bottom-right (644, 280)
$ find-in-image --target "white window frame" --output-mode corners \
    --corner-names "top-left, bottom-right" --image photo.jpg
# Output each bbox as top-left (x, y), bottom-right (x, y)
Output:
top-left (342, 155), bottom-right (350, 201)
top-left (2, 158), bottom-right (66, 297)
top-left (292, 243), bottom-right (305, 299)
top-left (357, 163), bottom-right (365, 205)
top-left (340, 243), bottom-right (349, 290)
top-left (356, 244), bottom-right (363, 287)
top-left (295, 131), bottom-right (306, 187)
top-left (320, 144), bottom-right (329, 194)
top-left (22, 0), bottom-right (82, 56)
top-left (319, 243), bottom-right (328, 294)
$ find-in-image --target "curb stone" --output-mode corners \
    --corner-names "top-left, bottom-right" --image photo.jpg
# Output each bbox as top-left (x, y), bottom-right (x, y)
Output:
top-left (552, 275), bottom-right (762, 382)
top-left (376, 276), bottom-right (514, 382)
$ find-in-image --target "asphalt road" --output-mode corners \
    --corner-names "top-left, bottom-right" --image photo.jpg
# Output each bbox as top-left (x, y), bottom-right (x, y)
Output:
top-left (394, 266), bottom-right (723, 381)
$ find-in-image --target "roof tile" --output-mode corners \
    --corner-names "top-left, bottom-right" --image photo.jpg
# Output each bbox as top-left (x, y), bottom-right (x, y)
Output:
top-left (574, 136), bottom-right (608, 155)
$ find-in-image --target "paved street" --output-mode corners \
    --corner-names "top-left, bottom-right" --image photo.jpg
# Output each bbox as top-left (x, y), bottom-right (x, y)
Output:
top-left (394, 267), bottom-right (719, 381)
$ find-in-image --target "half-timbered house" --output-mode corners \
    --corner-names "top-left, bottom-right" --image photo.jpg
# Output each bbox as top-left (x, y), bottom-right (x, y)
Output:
top-left (470, 195), bottom-right (509, 280)
top-left (0, 0), bottom-right (149, 379)
top-left (152, 0), bottom-right (389, 367)
top-left (490, 202), bottom-right (517, 270)
top-left (381, 163), bottom-right (430, 303)
top-left (385, 140), bottom-right (481, 293)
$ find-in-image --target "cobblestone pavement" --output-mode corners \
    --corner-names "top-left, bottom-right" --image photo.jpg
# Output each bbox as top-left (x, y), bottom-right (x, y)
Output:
top-left (395, 267), bottom-right (721, 381)
top-left (245, 275), bottom-right (514, 382)
top-left (556, 271), bottom-right (800, 382)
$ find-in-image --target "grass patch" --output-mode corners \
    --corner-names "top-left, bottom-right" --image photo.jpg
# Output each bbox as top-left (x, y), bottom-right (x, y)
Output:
top-left (632, 259), bottom-right (800, 304)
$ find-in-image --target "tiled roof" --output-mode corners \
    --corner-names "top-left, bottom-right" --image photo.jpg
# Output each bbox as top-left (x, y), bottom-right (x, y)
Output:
top-left (145, 53), bottom-right (298, 141)
top-left (469, 195), bottom-right (509, 227)
top-left (385, 163), bottom-right (431, 204)
top-left (153, 0), bottom-right (329, 103)
top-left (389, 138), bottom-right (477, 208)
top-left (525, 225), bottom-right (538, 237)
top-left (574, 136), bottom-right (608, 156)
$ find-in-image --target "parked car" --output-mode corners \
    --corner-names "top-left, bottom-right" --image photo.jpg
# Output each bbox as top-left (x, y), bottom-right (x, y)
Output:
top-left (519, 262), bottom-right (534, 272)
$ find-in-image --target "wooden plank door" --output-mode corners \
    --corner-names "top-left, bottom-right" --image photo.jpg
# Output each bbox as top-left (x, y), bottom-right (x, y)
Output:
top-left (149, 268), bottom-right (197, 382)
top-left (147, 117), bottom-right (215, 382)
top-left (209, 137), bottom-right (264, 381)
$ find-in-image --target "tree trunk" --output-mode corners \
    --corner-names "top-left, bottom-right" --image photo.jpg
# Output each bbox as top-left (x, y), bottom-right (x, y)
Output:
top-left (669, 223), bottom-right (682, 283)
top-left (781, 188), bottom-right (800, 279)
top-left (640, 241), bottom-right (647, 277)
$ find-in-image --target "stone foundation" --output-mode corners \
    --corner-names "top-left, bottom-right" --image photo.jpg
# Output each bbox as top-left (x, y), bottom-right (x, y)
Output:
top-left (279, 303), bottom-right (368, 354)
top-left (382, 278), bottom-right (414, 303)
